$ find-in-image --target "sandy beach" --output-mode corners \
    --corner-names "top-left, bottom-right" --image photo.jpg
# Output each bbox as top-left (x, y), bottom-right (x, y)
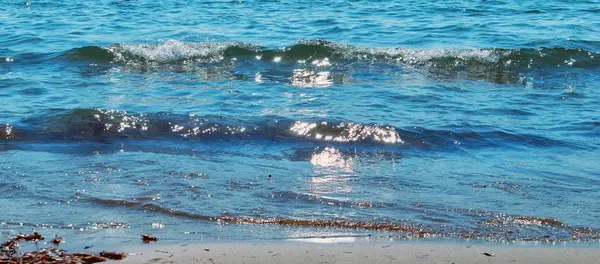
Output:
top-left (117, 240), bottom-right (600, 264)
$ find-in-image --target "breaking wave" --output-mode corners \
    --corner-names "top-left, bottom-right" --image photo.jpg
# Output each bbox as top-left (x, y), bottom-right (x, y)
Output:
top-left (61, 40), bottom-right (600, 70)
top-left (2, 108), bottom-right (568, 150)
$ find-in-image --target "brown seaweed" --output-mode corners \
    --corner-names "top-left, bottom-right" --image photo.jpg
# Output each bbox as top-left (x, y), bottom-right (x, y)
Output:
top-left (14, 232), bottom-right (44, 242)
top-left (51, 237), bottom-right (64, 245)
top-left (141, 234), bottom-right (159, 243)
top-left (99, 251), bottom-right (127, 260)
top-left (1, 241), bottom-right (19, 249)
top-left (0, 234), bottom-right (126, 264)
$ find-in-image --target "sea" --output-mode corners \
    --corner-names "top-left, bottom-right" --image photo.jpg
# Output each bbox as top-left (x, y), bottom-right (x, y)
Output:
top-left (1, 0), bottom-right (599, 248)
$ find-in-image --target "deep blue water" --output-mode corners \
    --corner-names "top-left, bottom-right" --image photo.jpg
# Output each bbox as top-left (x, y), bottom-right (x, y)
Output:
top-left (1, 0), bottom-right (600, 246)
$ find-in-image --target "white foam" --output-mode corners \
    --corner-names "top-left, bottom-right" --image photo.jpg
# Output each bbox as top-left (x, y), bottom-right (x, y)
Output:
top-left (294, 39), bottom-right (507, 65)
top-left (107, 40), bottom-right (238, 63)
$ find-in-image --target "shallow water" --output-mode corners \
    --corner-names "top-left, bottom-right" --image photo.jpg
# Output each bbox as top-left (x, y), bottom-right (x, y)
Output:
top-left (1, 0), bottom-right (599, 245)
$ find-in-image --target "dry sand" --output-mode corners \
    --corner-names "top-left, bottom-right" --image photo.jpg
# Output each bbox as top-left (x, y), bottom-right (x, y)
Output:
top-left (116, 238), bottom-right (600, 264)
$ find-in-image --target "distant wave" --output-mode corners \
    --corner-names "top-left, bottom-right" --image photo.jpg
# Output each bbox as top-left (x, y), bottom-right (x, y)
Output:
top-left (2, 108), bottom-right (567, 149)
top-left (60, 40), bottom-right (600, 70)
top-left (48, 40), bottom-right (600, 84)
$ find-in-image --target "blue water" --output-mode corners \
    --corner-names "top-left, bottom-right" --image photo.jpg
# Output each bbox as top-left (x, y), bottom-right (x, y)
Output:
top-left (1, 0), bottom-right (600, 246)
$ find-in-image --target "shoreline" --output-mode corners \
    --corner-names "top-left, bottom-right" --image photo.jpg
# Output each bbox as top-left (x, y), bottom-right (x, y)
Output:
top-left (3, 233), bottom-right (600, 263)
top-left (116, 239), bottom-right (600, 264)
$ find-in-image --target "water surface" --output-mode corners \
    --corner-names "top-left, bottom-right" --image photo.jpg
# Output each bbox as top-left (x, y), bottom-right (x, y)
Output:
top-left (1, 0), bottom-right (599, 245)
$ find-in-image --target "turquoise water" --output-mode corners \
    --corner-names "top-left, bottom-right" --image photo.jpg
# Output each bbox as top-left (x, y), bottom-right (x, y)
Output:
top-left (1, 0), bottom-right (599, 245)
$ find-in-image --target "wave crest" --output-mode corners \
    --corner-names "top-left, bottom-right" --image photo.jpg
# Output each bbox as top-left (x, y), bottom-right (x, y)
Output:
top-left (107, 40), bottom-right (259, 63)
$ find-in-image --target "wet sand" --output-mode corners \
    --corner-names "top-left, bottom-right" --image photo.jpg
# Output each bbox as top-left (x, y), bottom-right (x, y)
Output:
top-left (118, 240), bottom-right (600, 264)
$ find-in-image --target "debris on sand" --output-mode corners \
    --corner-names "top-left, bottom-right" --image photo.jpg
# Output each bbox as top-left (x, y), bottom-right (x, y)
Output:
top-left (0, 234), bottom-right (127, 263)
top-left (1, 248), bottom-right (112, 263)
